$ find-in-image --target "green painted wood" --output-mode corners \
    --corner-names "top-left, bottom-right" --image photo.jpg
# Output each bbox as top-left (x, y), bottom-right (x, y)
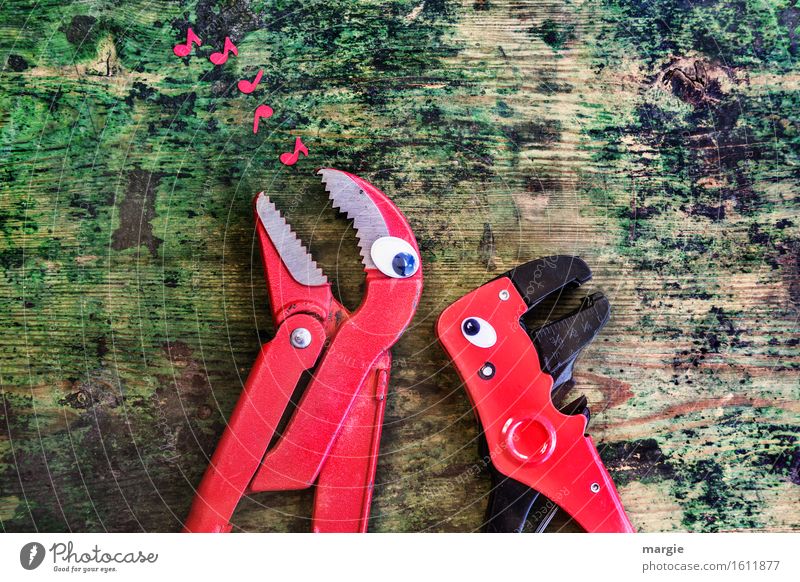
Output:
top-left (0, 0), bottom-right (797, 532)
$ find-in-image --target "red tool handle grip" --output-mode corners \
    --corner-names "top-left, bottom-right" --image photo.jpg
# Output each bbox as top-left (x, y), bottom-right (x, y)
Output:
top-left (311, 361), bottom-right (391, 532)
top-left (483, 402), bottom-right (634, 533)
top-left (183, 314), bottom-right (324, 533)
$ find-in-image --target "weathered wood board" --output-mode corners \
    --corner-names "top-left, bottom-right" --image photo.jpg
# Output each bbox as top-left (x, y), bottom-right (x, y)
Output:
top-left (1, 0), bottom-right (798, 532)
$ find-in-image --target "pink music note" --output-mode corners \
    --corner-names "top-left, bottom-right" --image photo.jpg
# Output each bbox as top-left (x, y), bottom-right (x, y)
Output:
top-left (209, 37), bottom-right (238, 65)
top-left (253, 105), bottom-right (274, 134)
top-left (279, 137), bottom-right (309, 166)
top-left (237, 69), bottom-right (263, 94)
top-left (173, 28), bottom-right (202, 58)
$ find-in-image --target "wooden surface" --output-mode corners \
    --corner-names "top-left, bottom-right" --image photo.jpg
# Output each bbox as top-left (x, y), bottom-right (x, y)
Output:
top-left (1, 0), bottom-right (798, 532)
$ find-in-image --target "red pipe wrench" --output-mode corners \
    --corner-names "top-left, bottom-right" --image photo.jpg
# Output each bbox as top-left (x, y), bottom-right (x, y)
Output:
top-left (184, 169), bottom-right (423, 533)
top-left (436, 256), bottom-right (634, 533)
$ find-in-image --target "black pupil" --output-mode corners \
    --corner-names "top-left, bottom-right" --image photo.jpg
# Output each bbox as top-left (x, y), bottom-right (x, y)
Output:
top-left (463, 318), bottom-right (480, 336)
top-left (392, 252), bottom-right (415, 277)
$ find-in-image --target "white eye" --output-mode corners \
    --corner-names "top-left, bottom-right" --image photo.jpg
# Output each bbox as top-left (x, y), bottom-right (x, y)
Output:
top-left (461, 317), bottom-right (497, 348)
top-left (370, 236), bottom-right (420, 278)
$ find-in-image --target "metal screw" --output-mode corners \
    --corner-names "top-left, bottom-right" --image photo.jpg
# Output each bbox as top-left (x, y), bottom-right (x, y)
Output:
top-left (499, 289), bottom-right (510, 301)
top-left (290, 328), bottom-right (312, 349)
top-left (591, 482), bottom-right (600, 493)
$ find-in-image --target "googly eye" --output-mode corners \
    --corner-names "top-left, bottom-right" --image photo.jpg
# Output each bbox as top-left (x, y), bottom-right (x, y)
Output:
top-left (370, 236), bottom-right (420, 279)
top-left (461, 317), bottom-right (497, 348)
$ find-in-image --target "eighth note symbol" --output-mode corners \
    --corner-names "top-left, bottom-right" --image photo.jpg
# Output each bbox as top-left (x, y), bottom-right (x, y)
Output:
top-left (252, 105), bottom-right (274, 134)
top-left (279, 137), bottom-right (309, 166)
top-left (237, 70), bottom-right (263, 94)
top-left (173, 28), bottom-right (202, 58)
top-left (210, 37), bottom-right (238, 65)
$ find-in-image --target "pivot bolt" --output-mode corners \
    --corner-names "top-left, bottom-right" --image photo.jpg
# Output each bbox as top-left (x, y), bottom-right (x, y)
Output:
top-left (290, 328), bottom-right (312, 349)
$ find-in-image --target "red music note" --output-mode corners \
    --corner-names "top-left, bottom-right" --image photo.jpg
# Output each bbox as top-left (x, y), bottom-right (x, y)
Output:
top-left (252, 105), bottom-right (274, 134)
top-left (279, 137), bottom-right (309, 166)
top-left (209, 37), bottom-right (238, 65)
top-left (173, 28), bottom-right (202, 58)
top-left (237, 70), bottom-right (263, 94)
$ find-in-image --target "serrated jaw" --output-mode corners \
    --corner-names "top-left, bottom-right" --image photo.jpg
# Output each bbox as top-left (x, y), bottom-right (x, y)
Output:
top-left (255, 193), bottom-right (328, 287)
top-left (318, 169), bottom-right (390, 270)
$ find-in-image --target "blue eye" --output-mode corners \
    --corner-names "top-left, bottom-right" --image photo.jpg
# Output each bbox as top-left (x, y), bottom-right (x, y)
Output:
top-left (370, 236), bottom-right (420, 279)
top-left (461, 317), bottom-right (496, 348)
top-left (463, 318), bottom-right (481, 336)
top-left (392, 252), bottom-right (416, 277)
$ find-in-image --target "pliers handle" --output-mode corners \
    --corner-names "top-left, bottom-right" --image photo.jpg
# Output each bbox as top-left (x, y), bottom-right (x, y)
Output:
top-left (436, 260), bottom-right (634, 533)
top-left (185, 170), bottom-right (423, 533)
top-left (183, 313), bottom-right (325, 532)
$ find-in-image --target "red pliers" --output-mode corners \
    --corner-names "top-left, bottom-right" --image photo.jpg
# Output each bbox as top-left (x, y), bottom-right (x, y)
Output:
top-left (436, 256), bottom-right (634, 533)
top-left (184, 169), bottom-right (423, 533)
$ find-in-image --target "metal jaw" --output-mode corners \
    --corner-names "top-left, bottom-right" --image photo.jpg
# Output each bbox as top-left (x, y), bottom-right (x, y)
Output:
top-left (254, 169), bottom-right (421, 325)
top-left (436, 255), bottom-right (634, 533)
top-left (503, 256), bottom-right (610, 400)
top-left (184, 170), bottom-right (423, 533)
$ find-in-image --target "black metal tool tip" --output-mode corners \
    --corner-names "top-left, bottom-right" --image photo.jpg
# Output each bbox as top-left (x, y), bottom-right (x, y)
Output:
top-left (531, 291), bottom-right (611, 391)
top-left (501, 255), bottom-right (592, 313)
